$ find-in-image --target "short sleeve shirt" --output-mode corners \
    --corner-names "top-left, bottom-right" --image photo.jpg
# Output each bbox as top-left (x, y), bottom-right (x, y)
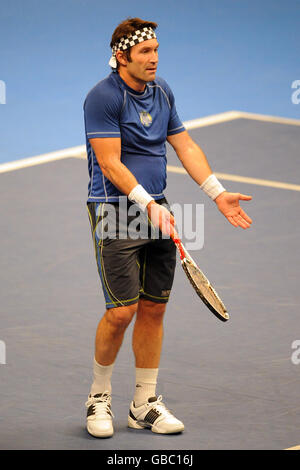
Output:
top-left (83, 72), bottom-right (185, 202)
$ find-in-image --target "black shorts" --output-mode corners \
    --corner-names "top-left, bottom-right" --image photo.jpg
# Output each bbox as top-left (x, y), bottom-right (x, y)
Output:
top-left (86, 198), bottom-right (177, 309)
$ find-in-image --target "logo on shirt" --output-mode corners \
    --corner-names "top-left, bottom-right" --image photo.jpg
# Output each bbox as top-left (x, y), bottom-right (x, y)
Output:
top-left (139, 111), bottom-right (152, 127)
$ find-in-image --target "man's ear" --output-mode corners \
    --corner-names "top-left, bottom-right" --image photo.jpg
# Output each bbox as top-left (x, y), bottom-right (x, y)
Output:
top-left (116, 50), bottom-right (127, 67)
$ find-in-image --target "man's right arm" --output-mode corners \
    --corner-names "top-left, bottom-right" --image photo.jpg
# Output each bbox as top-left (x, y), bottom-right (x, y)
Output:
top-left (90, 137), bottom-right (139, 195)
top-left (90, 137), bottom-right (177, 238)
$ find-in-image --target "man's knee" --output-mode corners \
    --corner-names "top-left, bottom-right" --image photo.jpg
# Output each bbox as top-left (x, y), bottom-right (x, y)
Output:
top-left (137, 299), bottom-right (167, 322)
top-left (105, 303), bottom-right (138, 330)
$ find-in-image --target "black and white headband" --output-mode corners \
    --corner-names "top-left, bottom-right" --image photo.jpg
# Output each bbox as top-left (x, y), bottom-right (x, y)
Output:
top-left (109, 27), bottom-right (157, 69)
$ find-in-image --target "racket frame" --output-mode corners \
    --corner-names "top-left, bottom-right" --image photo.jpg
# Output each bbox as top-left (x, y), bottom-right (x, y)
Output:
top-left (172, 236), bottom-right (229, 322)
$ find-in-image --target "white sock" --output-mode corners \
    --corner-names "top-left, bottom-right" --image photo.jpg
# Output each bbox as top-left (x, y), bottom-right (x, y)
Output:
top-left (90, 358), bottom-right (114, 396)
top-left (134, 367), bottom-right (158, 407)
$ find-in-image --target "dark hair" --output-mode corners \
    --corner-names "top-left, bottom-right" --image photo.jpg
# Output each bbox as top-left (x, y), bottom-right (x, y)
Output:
top-left (110, 17), bottom-right (158, 68)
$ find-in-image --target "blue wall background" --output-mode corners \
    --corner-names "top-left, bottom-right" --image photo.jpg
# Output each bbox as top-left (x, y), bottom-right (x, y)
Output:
top-left (0, 0), bottom-right (299, 163)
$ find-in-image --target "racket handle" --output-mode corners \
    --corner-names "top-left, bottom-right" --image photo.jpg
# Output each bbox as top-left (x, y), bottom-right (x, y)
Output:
top-left (170, 234), bottom-right (186, 261)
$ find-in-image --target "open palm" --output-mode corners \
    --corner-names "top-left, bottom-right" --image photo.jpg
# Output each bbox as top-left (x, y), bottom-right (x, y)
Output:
top-left (215, 192), bottom-right (253, 229)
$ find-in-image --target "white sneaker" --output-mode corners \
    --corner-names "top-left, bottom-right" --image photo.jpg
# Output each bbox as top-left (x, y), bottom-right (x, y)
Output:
top-left (128, 395), bottom-right (184, 434)
top-left (85, 392), bottom-right (114, 438)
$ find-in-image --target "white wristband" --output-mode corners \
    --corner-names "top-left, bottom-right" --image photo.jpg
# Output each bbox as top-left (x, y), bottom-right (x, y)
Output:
top-left (200, 174), bottom-right (226, 200)
top-left (128, 184), bottom-right (154, 211)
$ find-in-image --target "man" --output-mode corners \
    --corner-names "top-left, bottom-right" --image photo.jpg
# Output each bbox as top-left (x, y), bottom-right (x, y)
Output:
top-left (83, 17), bottom-right (252, 438)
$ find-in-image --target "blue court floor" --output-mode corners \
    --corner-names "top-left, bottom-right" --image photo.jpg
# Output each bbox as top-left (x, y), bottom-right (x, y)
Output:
top-left (0, 114), bottom-right (299, 450)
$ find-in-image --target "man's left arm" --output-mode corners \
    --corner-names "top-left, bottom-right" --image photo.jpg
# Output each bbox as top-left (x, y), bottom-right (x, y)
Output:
top-left (167, 131), bottom-right (253, 229)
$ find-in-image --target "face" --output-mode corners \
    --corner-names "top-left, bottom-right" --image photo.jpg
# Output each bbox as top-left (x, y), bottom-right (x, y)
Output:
top-left (118, 39), bottom-right (159, 86)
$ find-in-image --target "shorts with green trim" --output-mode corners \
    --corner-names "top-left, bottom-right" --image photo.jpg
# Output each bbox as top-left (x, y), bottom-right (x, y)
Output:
top-left (86, 198), bottom-right (176, 309)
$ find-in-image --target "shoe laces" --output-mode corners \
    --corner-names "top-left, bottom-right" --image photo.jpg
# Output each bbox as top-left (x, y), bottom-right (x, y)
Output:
top-left (147, 395), bottom-right (173, 417)
top-left (86, 392), bottom-right (114, 418)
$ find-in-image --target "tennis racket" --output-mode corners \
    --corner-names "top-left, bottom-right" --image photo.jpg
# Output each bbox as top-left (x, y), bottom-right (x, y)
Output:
top-left (171, 235), bottom-right (229, 322)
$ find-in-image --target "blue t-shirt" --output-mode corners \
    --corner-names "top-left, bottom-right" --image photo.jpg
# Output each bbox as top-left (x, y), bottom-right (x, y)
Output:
top-left (83, 71), bottom-right (185, 202)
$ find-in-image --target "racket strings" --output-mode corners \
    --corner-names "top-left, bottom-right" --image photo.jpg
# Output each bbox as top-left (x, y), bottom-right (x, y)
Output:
top-left (183, 259), bottom-right (227, 318)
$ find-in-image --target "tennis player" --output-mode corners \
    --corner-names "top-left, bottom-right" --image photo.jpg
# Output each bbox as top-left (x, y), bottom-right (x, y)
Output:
top-left (83, 17), bottom-right (252, 438)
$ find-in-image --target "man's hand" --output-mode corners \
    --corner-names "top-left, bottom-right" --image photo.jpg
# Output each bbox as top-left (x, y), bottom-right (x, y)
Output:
top-left (147, 201), bottom-right (178, 239)
top-left (215, 192), bottom-right (253, 229)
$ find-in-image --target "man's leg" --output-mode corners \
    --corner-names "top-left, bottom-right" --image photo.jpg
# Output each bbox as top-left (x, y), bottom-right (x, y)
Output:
top-left (86, 303), bottom-right (137, 438)
top-left (91, 303), bottom-right (138, 392)
top-left (95, 304), bottom-right (138, 365)
top-left (132, 298), bottom-right (165, 368)
top-left (128, 299), bottom-right (184, 433)
top-left (131, 299), bottom-right (165, 405)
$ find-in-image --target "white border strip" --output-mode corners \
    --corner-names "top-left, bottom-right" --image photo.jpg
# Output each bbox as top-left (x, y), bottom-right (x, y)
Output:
top-left (215, 172), bottom-right (300, 191)
top-left (0, 145), bottom-right (86, 174)
top-left (1, 110), bottom-right (300, 176)
top-left (167, 165), bottom-right (300, 191)
top-left (166, 165), bottom-right (300, 192)
top-left (184, 110), bottom-right (300, 130)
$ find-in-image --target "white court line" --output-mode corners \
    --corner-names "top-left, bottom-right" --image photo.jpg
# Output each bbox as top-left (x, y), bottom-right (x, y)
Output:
top-left (1, 146), bottom-right (299, 192)
top-left (167, 165), bottom-right (300, 192)
top-left (184, 110), bottom-right (300, 130)
top-left (0, 145), bottom-right (86, 174)
top-left (1, 111), bottom-right (300, 193)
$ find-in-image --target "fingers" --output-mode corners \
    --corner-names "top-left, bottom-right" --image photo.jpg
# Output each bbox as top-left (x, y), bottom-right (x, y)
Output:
top-left (169, 213), bottom-right (175, 226)
top-left (168, 223), bottom-right (179, 240)
top-left (227, 216), bottom-right (239, 228)
top-left (239, 208), bottom-right (253, 225)
top-left (227, 213), bottom-right (251, 229)
top-left (227, 196), bottom-right (253, 229)
top-left (236, 214), bottom-right (251, 229)
top-left (163, 212), bottom-right (179, 239)
top-left (148, 203), bottom-right (178, 238)
top-left (239, 194), bottom-right (252, 201)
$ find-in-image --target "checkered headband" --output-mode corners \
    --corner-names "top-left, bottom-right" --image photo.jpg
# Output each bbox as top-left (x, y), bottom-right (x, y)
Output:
top-left (109, 27), bottom-right (157, 69)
